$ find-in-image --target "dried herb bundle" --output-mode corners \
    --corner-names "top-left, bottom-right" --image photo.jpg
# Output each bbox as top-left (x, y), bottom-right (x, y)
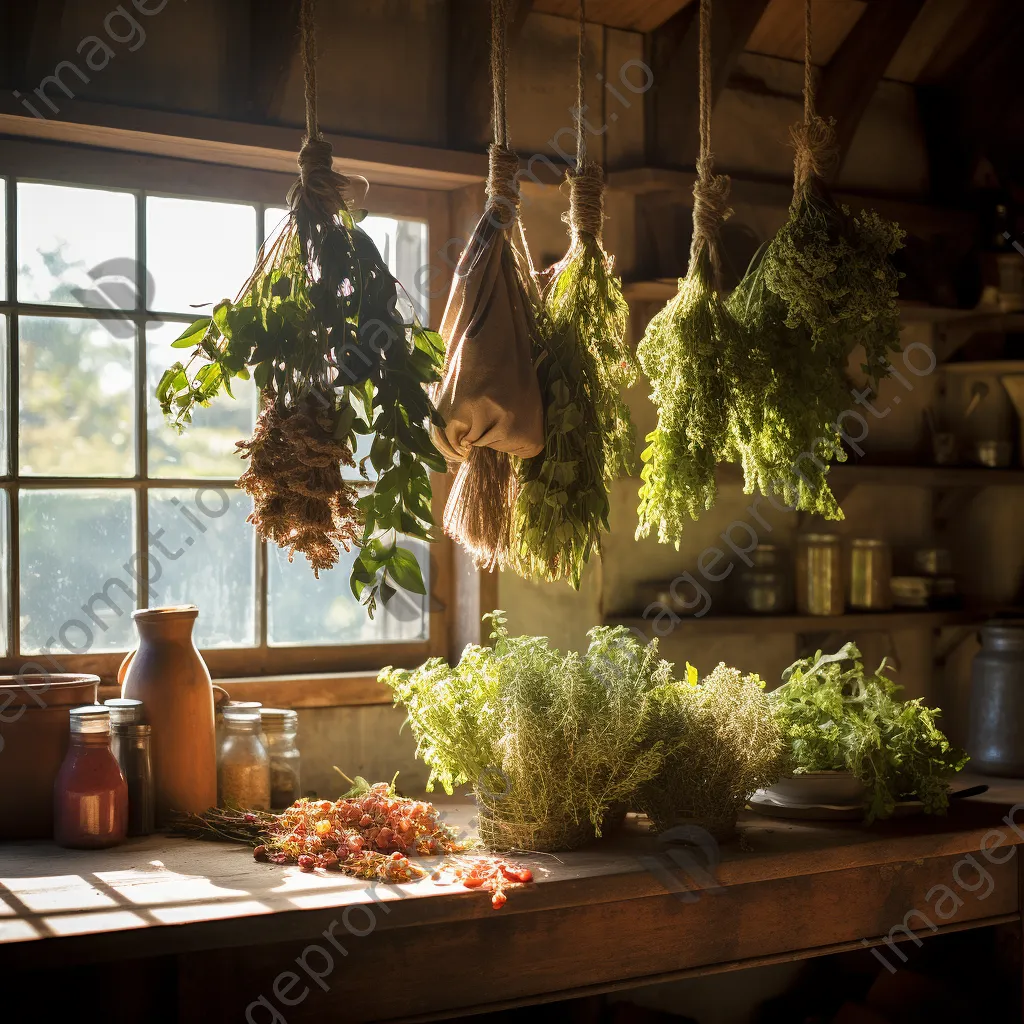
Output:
top-left (636, 0), bottom-right (746, 547)
top-left (237, 394), bottom-right (360, 574)
top-left (157, 0), bottom-right (444, 614)
top-left (638, 663), bottom-right (786, 839)
top-left (726, 0), bottom-right (903, 517)
top-left (383, 614), bottom-right (671, 852)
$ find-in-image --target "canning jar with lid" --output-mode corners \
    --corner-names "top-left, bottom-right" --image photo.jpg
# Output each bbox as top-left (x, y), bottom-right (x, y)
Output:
top-left (260, 708), bottom-right (301, 810)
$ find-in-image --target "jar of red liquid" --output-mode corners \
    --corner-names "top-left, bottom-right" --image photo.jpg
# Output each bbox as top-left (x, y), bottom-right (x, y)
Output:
top-left (54, 706), bottom-right (128, 848)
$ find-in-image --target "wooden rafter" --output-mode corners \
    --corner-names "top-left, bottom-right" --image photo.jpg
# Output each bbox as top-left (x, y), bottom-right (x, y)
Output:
top-left (646, 0), bottom-right (770, 169)
top-left (1, 0), bottom-right (64, 91)
top-left (248, 0), bottom-right (302, 123)
top-left (447, 0), bottom-right (535, 151)
top-left (814, 0), bottom-right (927, 173)
top-left (533, 0), bottom-right (694, 33)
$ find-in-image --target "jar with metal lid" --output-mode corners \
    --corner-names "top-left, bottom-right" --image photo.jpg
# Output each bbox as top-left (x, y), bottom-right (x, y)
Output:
top-left (848, 538), bottom-right (892, 610)
top-left (53, 706), bottom-right (128, 849)
top-left (795, 534), bottom-right (844, 616)
top-left (105, 698), bottom-right (154, 836)
top-left (737, 545), bottom-right (791, 614)
top-left (968, 619), bottom-right (1024, 776)
top-left (218, 705), bottom-right (271, 810)
top-left (260, 708), bottom-right (301, 810)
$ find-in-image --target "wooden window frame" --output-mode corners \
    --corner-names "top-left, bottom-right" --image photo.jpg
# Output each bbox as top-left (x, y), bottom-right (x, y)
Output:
top-left (0, 139), bottom-right (455, 700)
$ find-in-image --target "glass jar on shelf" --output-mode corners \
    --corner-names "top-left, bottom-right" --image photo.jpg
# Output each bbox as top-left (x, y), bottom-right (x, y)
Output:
top-left (218, 704), bottom-right (271, 810)
top-left (54, 706), bottom-right (128, 849)
top-left (259, 708), bottom-right (301, 811)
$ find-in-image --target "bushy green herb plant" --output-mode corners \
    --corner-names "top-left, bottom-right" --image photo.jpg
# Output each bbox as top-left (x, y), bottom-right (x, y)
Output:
top-left (382, 615), bottom-right (673, 851)
top-left (638, 663), bottom-right (786, 838)
top-left (770, 643), bottom-right (968, 822)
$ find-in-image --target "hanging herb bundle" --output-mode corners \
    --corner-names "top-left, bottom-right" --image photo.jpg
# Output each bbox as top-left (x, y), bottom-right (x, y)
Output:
top-left (157, 0), bottom-right (445, 614)
top-left (383, 614), bottom-right (671, 852)
top-left (508, 0), bottom-right (634, 589)
top-left (431, 0), bottom-right (546, 571)
top-left (635, 0), bottom-right (746, 548)
top-left (727, 0), bottom-right (904, 516)
top-left (540, 0), bottom-right (636, 485)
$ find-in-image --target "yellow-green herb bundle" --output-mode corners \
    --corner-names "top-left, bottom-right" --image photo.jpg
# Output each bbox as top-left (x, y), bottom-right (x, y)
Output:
top-left (636, 0), bottom-right (746, 548)
top-left (726, 0), bottom-right (903, 518)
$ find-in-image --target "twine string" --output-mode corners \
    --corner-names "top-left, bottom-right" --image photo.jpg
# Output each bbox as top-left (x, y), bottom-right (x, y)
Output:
top-left (790, 0), bottom-right (837, 190)
top-left (486, 0), bottom-right (520, 223)
top-left (690, 0), bottom-right (731, 265)
top-left (289, 0), bottom-right (355, 218)
top-left (563, 0), bottom-right (605, 242)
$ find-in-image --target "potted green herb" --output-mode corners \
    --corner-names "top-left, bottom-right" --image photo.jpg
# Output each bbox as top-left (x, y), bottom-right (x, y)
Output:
top-left (768, 643), bottom-right (968, 822)
top-left (637, 663), bottom-right (787, 840)
top-left (382, 615), bottom-right (672, 852)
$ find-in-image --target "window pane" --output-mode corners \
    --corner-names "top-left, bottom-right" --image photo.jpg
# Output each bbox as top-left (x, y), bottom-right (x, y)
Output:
top-left (268, 537), bottom-right (428, 646)
top-left (147, 197), bottom-right (257, 314)
top-left (0, 316), bottom-right (7, 475)
top-left (0, 491), bottom-right (8, 656)
top-left (19, 317), bottom-right (135, 477)
top-left (262, 209), bottom-right (428, 476)
top-left (20, 489), bottom-right (136, 654)
top-left (0, 178), bottom-right (6, 301)
top-left (147, 321), bottom-right (257, 479)
top-left (17, 183), bottom-right (136, 308)
top-left (148, 488), bottom-right (256, 648)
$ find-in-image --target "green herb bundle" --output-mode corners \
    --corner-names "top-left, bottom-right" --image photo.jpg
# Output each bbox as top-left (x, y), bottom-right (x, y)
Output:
top-left (382, 614), bottom-right (672, 852)
top-left (638, 663), bottom-right (786, 838)
top-left (726, 0), bottom-right (903, 517)
top-left (508, 306), bottom-right (608, 588)
top-left (636, 241), bottom-right (744, 546)
top-left (770, 643), bottom-right (968, 822)
top-left (543, 16), bottom-right (637, 485)
top-left (156, 0), bottom-right (444, 615)
top-left (636, 0), bottom-right (746, 547)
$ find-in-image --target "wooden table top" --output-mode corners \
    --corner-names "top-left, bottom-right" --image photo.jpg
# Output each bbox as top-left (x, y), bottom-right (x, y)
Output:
top-left (2, 777), bottom-right (1021, 967)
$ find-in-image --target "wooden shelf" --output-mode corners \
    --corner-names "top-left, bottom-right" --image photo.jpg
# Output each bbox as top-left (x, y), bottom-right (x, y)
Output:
top-left (715, 463), bottom-right (1024, 489)
top-left (621, 283), bottom-right (1024, 331)
top-left (607, 607), bottom-right (992, 639)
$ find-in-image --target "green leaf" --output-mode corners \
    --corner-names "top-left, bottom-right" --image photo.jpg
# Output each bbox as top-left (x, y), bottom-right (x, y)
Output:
top-left (171, 318), bottom-right (213, 348)
top-left (385, 547), bottom-right (426, 595)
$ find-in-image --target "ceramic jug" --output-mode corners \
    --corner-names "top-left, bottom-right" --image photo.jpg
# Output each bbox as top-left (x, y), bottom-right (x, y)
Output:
top-left (121, 606), bottom-right (217, 824)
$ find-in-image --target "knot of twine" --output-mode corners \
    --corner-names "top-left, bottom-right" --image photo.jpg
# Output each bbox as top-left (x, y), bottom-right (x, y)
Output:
top-left (790, 114), bottom-right (838, 191)
top-left (565, 161), bottom-right (605, 242)
top-left (486, 143), bottom-right (521, 227)
top-left (287, 136), bottom-right (359, 219)
top-left (691, 156), bottom-right (732, 253)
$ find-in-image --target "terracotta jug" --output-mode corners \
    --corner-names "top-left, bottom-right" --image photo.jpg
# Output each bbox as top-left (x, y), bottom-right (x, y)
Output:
top-left (121, 606), bottom-right (217, 825)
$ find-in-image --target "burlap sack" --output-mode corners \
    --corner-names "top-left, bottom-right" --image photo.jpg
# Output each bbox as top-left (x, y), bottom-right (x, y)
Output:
top-left (431, 211), bottom-right (544, 463)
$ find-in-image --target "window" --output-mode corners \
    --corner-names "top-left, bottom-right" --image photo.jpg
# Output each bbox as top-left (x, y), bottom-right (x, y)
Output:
top-left (0, 176), bottom-right (444, 681)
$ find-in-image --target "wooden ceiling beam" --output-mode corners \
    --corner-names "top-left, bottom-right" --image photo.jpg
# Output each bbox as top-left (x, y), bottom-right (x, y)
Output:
top-left (247, 0), bottom-right (302, 123)
top-left (814, 0), bottom-right (926, 173)
top-left (1, 0), bottom-right (64, 92)
top-left (533, 0), bottom-right (695, 34)
top-left (447, 0), bottom-right (534, 152)
top-left (646, 0), bottom-right (770, 169)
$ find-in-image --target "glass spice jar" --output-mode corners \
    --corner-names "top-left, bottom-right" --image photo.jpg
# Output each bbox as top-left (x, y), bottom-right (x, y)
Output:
top-left (105, 698), bottom-right (154, 837)
top-left (54, 706), bottom-right (128, 849)
top-left (218, 704), bottom-right (271, 810)
top-left (259, 708), bottom-right (301, 810)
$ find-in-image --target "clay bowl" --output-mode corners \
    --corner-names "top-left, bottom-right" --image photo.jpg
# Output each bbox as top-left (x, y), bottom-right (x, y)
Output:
top-left (0, 675), bottom-right (100, 839)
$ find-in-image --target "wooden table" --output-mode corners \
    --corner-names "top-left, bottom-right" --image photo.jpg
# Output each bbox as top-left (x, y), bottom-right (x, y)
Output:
top-left (2, 786), bottom-right (1023, 1022)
